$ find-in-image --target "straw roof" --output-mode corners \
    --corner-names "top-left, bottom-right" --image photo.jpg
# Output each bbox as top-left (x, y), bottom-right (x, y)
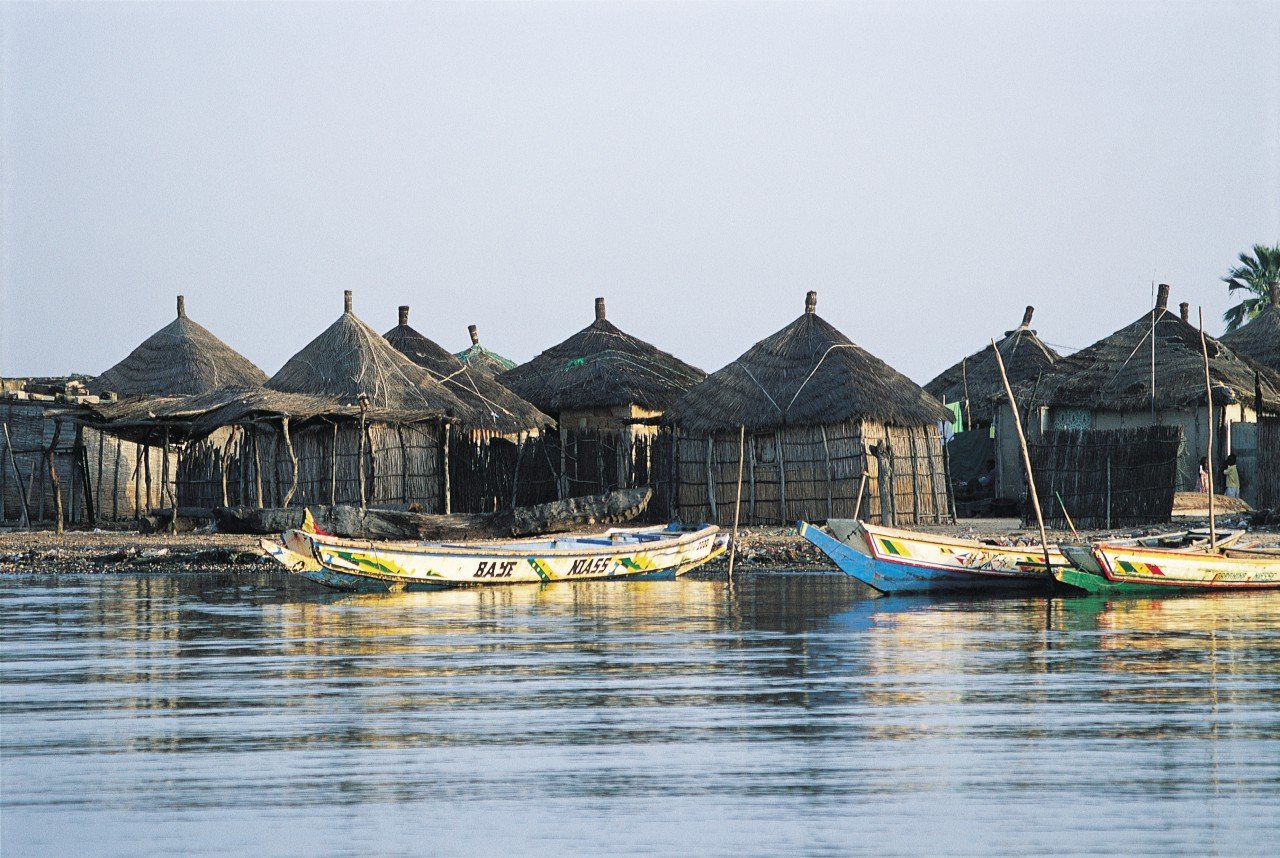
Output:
top-left (923, 306), bottom-right (1061, 424)
top-left (499, 297), bottom-right (705, 413)
top-left (90, 296), bottom-right (267, 397)
top-left (664, 291), bottom-right (951, 433)
top-left (455, 324), bottom-right (518, 378)
top-left (1220, 284), bottom-right (1280, 372)
top-left (1021, 286), bottom-right (1280, 412)
top-left (384, 307), bottom-right (550, 433)
top-left (266, 292), bottom-right (476, 421)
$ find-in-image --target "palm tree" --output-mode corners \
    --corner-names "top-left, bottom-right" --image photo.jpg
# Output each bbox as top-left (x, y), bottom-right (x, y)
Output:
top-left (1222, 243), bottom-right (1280, 332)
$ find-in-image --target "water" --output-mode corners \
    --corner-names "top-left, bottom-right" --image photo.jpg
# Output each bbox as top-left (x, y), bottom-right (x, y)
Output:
top-left (2, 571), bottom-right (1278, 856)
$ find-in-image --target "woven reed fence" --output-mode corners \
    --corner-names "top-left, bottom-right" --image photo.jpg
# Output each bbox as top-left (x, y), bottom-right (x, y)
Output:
top-left (673, 420), bottom-right (950, 527)
top-left (1257, 417), bottom-right (1280, 510)
top-left (3, 401), bottom-right (173, 524)
top-left (1027, 426), bottom-right (1182, 529)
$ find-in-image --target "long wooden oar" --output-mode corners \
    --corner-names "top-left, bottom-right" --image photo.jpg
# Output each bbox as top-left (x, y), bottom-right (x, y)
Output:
top-left (1055, 491), bottom-right (1079, 539)
top-left (1198, 309), bottom-right (1217, 549)
top-left (992, 340), bottom-right (1053, 575)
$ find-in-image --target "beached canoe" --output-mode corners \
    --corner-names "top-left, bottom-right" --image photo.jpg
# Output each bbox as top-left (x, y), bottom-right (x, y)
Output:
top-left (1055, 531), bottom-right (1280, 594)
top-left (798, 519), bottom-right (1062, 594)
top-left (267, 522), bottom-right (726, 591)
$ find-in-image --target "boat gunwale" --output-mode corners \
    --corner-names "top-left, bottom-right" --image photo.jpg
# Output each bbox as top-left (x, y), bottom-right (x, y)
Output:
top-left (291, 523), bottom-right (721, 559)
top-left (852, 519), bottom-right (1066, 560)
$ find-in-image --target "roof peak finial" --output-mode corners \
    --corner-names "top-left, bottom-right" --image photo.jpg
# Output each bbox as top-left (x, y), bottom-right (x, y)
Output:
top-left (1180, 302), bottom-right (1190, 323)
top-left (398, 305), bottom-right (409, 326)
top-left (1156, 283), bottom-right (1170, 311)
top-left (595, 297), bottom-right (606, 322)
top-left (177, 295), bottom-right (186, 318)
top-left (468, 324), bottom-right (480, 345)
top-left (805, 290), bottom-right (817, 314)
top-left (344, 290), bottom-right (353, 315)
top-left (1020, 306), bottom-right (1034, 328)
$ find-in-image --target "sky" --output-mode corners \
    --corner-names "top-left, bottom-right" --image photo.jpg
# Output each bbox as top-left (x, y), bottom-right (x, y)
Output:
top-left (2, 1), bottom-right (1277, 386)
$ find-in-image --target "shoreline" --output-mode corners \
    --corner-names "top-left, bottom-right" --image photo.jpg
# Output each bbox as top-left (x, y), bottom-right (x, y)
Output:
top-left (3, 515), bottom-right (1275, 577)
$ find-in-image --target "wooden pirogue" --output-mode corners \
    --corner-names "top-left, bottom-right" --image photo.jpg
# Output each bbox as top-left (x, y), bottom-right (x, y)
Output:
top-left (263, 516), bottom-right (726, 592)
top-left (1056, 531), bottom-right (1280, 594)
top-left (798, 519), bottom-right (1066, 593)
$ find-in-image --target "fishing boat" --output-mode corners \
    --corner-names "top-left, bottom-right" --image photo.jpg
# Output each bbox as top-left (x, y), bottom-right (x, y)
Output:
top-left (1055, 531), bottom-right (1280, 594)
top-left (798, 519), bottom-right (1063, 594)
top-left (264, 521), bottom-right (726, 592)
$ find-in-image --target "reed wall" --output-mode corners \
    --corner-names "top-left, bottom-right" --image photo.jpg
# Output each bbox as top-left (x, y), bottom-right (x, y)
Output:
top-left (673, 419), bottom-right (951, 526)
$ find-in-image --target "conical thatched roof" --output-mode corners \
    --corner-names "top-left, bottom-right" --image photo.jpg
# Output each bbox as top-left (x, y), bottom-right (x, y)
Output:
top-left (1023, 285), bottom-right (1280, 412)
top-left (664, 291), bottom-right (951, 433)
top-left (267, 292), bottom-right (476, 420)
top-left (384, 307), bottom-right (550, 433)
top-left (1221, 283), bottom-right (1280, 372)
top-left (455, 324), bottom-right (518, 379)
top-left (90, 296), bottom-right (267, 397)
top-left (498, 297), bottom-right (705, 413)
top-left (923, 306), bottom-right (1061, 424)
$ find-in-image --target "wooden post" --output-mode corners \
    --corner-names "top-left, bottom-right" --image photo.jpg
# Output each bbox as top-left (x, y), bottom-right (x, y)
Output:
top-left (329, 421), bottom-right (339, 505)
top-left (775, 433), bottom-right (786, 526)
top-left (162, 426), bottom-right (176, 534)
top-left (991, 339), bottom-right (1052, 573)
top-left (1198, 308), bottom-right (1217, 547)
top-left (3, 423), bottom-right (31, 529)
top-left (727, 425), bottom-right (746, 583)
top-left (852, 470), bottom-right (869, 521)
top-left (441, 422), bottom-right (452, 515)
top-left (820, 424), bottom-right (834, 519)
top-left (112, 437), bottom-right (122, 521)
top-left (705, 435), bottom-right (716, 522)
top-left (281, 416), bottom-right (300, 508)
top-left (142, 442), bottom-right (153, 516)
top-left (252, 427), bottom-right (264, 508)
top-left (47, 420), bottom-right (65, 534)
top-left (961, 356), bottom-right (972, 432)
top-left (78, 428), bottom-right (95, 526)
top-left (133, 442), bottom-right (143, 519)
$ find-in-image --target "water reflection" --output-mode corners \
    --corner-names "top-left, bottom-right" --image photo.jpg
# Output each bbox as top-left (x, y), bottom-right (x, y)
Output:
top-left (2, 572), bottom-right (1278, 856)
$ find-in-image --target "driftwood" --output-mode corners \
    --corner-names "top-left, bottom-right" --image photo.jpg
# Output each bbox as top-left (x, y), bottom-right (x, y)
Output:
top-left (214, 486), bottom-right (653, 540)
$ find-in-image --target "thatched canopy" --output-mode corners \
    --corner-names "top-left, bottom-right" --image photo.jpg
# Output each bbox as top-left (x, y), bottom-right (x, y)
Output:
top-left (665, 291), bottom-right (951, 433)
top-left (1221, 283), bottom-right (1280, 372)
top-left (1021, 285), bottom-right (1280, 412)
top-left (455, 324), bottom-right (518, 379)
top-left (384, 307), bottom-right (550, 433)
top-left (90, 296), bottom-right (267, 397)
top-left (923, 306), bottom-right (1060, 424)
top-left (499, 297), bottom-right (705, 414)
top-left (267, 292), bottom-right (476, 421)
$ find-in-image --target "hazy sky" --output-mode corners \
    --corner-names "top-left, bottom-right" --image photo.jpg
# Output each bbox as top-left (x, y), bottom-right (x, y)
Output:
top-left (2, 1), bottom-right (1277, 386)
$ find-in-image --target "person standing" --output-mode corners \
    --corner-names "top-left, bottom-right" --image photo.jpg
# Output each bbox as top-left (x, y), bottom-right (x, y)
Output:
top-left (1223, 454), bottom-right (1241, 499)
top-left (1196, 457), bottom-right (1210, 493)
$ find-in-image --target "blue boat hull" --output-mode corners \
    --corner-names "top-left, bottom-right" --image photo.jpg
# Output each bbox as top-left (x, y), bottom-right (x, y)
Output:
top-left (797, 521), bottom-right (1050, 595)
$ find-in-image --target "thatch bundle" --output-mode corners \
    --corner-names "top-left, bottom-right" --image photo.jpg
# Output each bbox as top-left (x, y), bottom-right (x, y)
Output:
top-left (455, 324), bottom-right (518, 378)
top-left (1221, 283), bottom-right (1280, 372)
top-left (267, 292), bottom-right (475, 421)
top-left (666, 291), bottom-right (951, 432)
top-left (1021, 286), bottom-right (1280, 412)
top-left (384, 307), bottom-right (550, 434)
top-left (923, 306), bottom-right (1060, 425)
top-left (499, 298), bottom-right (705, 414)
top-left (90, 296), bottom-right (266, 397)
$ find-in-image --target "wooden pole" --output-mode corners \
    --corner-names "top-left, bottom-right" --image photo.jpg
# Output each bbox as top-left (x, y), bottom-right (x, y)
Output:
top-left (329, 421), bottom-right (338, 505)
top-left (1199, 308), bottom-right (1217, 547)
top-left (47, 420), bottom-right (65, 534)
top-left (991, 339), bottom-right (1052, 573)
top-left (727, 425), bottom-right (746, 584)
top-left (1055, 490), bottom-right (1079, 538)
top-left (852, 470), bottom-right (869, 521)
top-left (281, 416), bottom-right (299, 508)
top-left (3, 423), bottom-right (31, 529)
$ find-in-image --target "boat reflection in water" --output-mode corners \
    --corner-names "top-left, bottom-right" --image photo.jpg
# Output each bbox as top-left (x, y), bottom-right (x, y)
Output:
top-left (3, 571), bottom-right (1278, 855)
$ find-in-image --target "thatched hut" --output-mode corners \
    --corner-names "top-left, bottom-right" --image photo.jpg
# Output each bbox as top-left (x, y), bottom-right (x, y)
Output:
top-left (499, 297), bottom-right (706, 497)
top-left (90, 296), bottom-right (267, 397)
top-left (924, 306), bottom-right (1060, 429)
top-left (664, 291), bottom-right (952, 526)
top-left (1221, 282), bottom-right (1280, 373)
top-left (455, 325), bottom-right (518, 379)
top-left (177, 292), bottom-right (474, 513)
top-left (384, 307), bottom-right (548, 436)
top-left (1001, 284), bottom-right (1280, 503)
top-left (922, 306), bottom-right (1061, 495)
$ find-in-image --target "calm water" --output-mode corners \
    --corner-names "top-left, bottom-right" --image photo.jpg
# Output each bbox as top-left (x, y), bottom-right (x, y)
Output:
top-left (2, 571), bottom-right (1278, 857)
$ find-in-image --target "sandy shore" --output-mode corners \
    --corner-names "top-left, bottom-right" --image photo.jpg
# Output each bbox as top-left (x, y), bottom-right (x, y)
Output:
top-left (3, 514), bottom-right (1275, 576)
